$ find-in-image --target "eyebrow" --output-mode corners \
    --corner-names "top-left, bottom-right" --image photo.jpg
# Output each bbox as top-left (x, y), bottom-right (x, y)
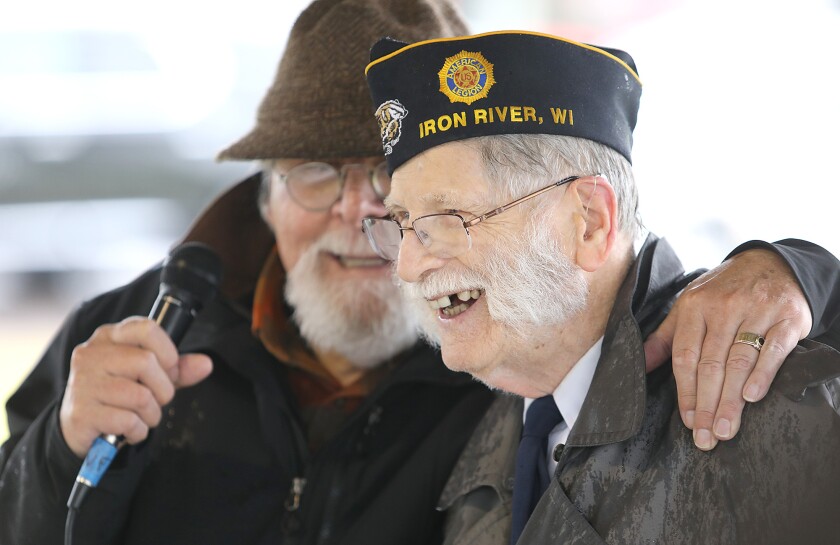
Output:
top-left (383, 195), bottom-right (402, 214)
top-left (385, 191), bottom-right (486, 214)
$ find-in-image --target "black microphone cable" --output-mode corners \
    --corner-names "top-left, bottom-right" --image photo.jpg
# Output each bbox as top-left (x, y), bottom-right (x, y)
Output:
top-left (64, 242), bottom-right (222, 545)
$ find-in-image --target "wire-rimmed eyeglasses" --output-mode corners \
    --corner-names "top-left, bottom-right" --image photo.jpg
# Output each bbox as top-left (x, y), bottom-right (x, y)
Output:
top-left (362, 175), bottom-right (582, 261)
top-left (273, 161), bottom-right (391, 211)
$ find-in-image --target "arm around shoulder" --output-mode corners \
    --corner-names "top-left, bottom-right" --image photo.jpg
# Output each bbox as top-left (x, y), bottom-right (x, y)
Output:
top-left (726, 239), bottom-right (840, 339)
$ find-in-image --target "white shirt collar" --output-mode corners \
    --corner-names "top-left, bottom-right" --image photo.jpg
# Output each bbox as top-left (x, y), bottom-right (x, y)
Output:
top-left (523, 336), bottom-right (604, 442)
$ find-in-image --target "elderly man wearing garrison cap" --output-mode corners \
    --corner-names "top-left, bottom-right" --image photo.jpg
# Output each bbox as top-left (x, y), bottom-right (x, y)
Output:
top-left (364, 31), bottom-right (840, 544)
top-left (1, 1), bottom-right (839, 543)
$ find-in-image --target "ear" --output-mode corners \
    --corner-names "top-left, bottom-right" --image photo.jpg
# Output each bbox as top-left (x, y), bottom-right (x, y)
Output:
top-left (568, 175), bottom-right (617, 272)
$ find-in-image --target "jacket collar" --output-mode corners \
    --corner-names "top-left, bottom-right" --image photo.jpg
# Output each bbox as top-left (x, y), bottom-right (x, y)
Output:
top-left (565, 234), bottom-right (687, 447)
top-left (179, 172), bottom-right (275, 301)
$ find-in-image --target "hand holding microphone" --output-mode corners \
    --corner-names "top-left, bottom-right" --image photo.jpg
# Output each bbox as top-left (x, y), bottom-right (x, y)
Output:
top-left (61, 243), bottom-right (222, 508)
top-left (59, 316), bottom-right (211, 458)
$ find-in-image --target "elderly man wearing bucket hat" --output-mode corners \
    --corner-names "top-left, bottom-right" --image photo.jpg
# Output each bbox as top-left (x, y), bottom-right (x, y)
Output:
top-left (0, 2), bottom-right (491, 544)
top-left (1, 0), bottom-right (839, 543)
top-left (364, 31), bottom-right (840, 544)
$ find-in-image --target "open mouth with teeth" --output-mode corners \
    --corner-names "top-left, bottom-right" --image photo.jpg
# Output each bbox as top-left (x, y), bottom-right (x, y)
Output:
top-left (427, 289), bottom-right (484, 318)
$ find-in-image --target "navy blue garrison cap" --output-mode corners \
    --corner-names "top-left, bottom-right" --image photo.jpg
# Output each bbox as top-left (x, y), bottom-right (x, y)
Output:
top-left (365, 31), bottom-right (642, 174)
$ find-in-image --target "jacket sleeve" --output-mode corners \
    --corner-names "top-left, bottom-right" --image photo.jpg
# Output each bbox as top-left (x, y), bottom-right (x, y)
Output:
top-left (0, 271), bottom-right (161, 545)
top-left (0, 306), bottom-right (90, 545)
top-left (725, 239), bottom-right (840, 340)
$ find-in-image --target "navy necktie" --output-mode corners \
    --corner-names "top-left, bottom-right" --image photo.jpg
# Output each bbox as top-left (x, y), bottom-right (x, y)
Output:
top-left (510, 395), bottom-right (563, 545)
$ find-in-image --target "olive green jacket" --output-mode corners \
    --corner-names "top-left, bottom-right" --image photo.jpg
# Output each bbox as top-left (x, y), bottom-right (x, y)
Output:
top-left (439, 235), bottom-right (840, 545)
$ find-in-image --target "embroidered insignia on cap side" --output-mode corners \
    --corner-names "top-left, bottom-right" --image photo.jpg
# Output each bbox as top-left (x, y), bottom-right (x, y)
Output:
top-left (438, 51), bottom-right (495, 105)
top-left (375, 100), bottom-right (408, 155)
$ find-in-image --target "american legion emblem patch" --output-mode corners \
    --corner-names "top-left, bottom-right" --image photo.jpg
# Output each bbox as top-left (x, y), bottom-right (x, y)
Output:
top-left (437, 51), bottom-right (495, 105)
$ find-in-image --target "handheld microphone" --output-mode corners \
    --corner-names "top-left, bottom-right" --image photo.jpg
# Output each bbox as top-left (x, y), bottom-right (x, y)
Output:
top-left (67, 242), bottom-right (223, 510)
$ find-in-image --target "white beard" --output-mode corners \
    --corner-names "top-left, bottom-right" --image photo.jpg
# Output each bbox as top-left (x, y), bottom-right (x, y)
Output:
top-left (284, 231), bottom-right (419, 369)
top-left (400, 218), bottom-right (588, 346)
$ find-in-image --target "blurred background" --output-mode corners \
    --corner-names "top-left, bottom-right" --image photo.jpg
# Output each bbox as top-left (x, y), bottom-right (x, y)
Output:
top-left (2, 0), bottom-right (838, 441)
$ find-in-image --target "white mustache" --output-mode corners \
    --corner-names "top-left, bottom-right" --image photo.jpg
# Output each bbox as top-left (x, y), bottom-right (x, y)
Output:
top-left (401, 266), bottom-right (486, 301)
top-left (313, 230), bottom-right (379, 256)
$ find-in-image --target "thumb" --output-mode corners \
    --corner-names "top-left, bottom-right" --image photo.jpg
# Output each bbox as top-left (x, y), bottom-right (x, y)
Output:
top-left (644, 312), bottom-right (676, 373)
top-left (174, 353), bottom-right (213, 388)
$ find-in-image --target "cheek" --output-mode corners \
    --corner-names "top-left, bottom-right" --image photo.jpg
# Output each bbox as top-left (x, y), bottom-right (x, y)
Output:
top-left (267, 195), bottom-right (326, 271)
top-left (275, 234), bottom-right (305, 272)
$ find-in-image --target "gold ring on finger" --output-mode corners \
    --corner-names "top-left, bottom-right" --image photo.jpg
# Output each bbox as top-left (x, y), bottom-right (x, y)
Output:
top-left (734, 332), bottom-right (765, 352)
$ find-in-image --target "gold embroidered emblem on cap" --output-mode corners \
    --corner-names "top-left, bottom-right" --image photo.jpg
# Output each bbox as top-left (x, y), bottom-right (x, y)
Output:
top-left (438, 51), bottom-right (495, 105)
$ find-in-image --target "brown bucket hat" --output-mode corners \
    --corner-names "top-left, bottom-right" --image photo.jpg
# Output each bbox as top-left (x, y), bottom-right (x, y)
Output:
top-left (217, 0), bottom-right (468, 161)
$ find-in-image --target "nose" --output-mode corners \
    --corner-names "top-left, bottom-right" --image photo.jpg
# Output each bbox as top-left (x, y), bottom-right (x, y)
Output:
top-left (396, 230), bottom-right (447, 283)
top-left (333, 167), bottom-right (386, 225)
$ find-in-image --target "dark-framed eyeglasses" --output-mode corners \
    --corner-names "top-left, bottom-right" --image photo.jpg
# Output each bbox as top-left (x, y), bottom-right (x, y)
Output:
top-left (362, 175), bottom-right (582, 261)
top-left (273, 161), bottom-right (391, 211)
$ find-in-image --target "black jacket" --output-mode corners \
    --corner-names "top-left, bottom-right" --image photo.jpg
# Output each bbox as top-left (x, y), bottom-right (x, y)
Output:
top-left (0, 266), bottom-right (494, 545)
top-left (0, 175), bottom-right (495, 545)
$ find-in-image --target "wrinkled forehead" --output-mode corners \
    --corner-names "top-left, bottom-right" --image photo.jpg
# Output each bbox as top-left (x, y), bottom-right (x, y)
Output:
top-left (385, 141), bottom-right (492, 213)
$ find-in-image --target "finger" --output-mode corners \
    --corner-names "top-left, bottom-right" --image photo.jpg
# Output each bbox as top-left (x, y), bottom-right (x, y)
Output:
top-left (174, 354), bottom-right (214, 388)
top-left (105, 318), bottom-right (180, 402)
top-left (71, 337), bottom-right (177, 407)
top-left (105, 317), bottom-right (180, 376)
top-left (95, 376), bottom-right (165, 430)
top-left (743, 322), bottom-right (800, 402)
top-left (60, 390), bottom-right (152, 457)
top-left (712, 337), bottom-right (761, 440)
top-left (644, 313), bottom-right (675, 373)
top-left (668, 309), bottom-right (707, 430)
top-left (91, 405), bottom-right (151, 447)
top-left (692, 323), bottom-right (736, 451)
top-left (68, 348), bottom-right (169, 426)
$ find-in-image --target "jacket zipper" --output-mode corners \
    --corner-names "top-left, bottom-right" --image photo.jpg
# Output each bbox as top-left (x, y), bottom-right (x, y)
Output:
top-left (272, 370), bottom-right (311, 541)
top-left (284, 477), bottom-right (307, 512)
top-left (279, 349), bottom-right (463, 542)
